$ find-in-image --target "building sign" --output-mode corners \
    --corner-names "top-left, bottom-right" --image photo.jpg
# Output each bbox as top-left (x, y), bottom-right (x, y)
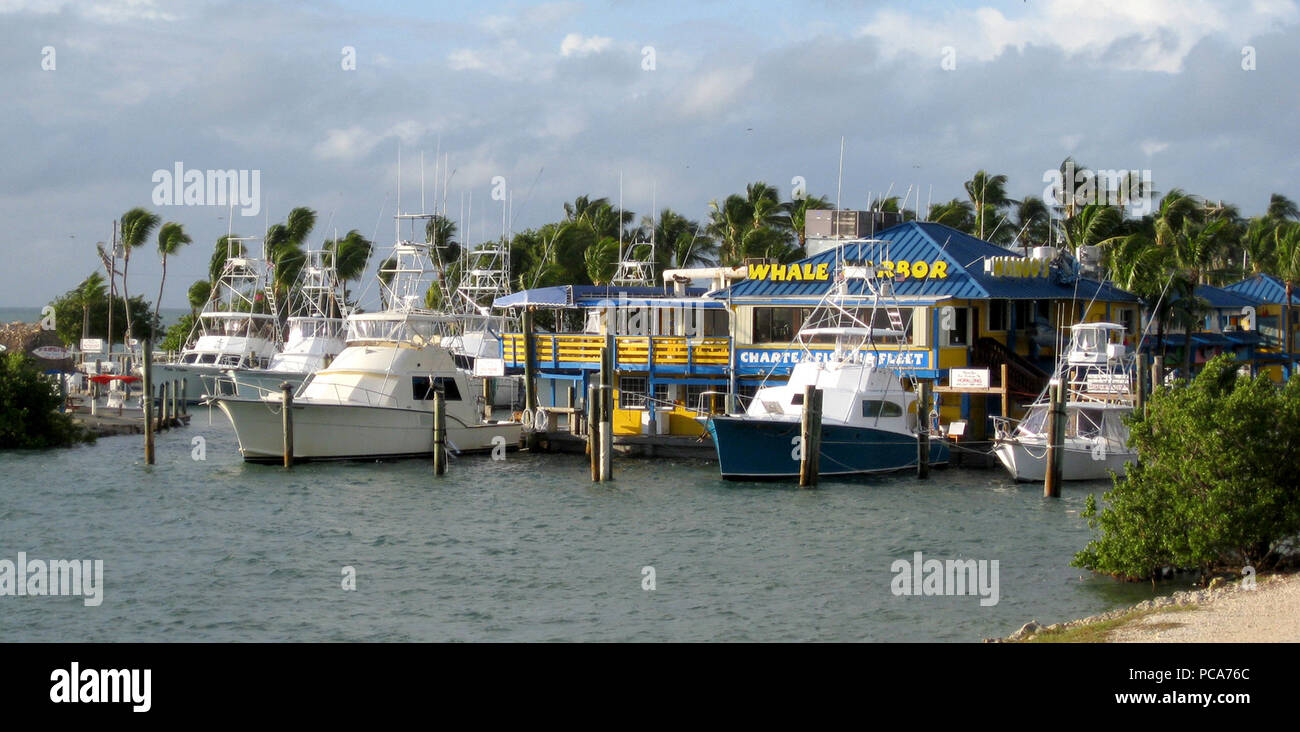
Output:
top-left (984, 256), bottom-right (1049, 278)
top-left (32, 346), bottom-right (70, 360)
top-left (473, 358), bottom-right (506, 377)
top-left (748, 263), bottom-right (831, 281)
top-left (871, 260), bottom-right (948, 279)
top-left (80, 338), bottom-right (105, 353)
top-left (949, 368), bottom-right (990, 389)
top-left (737, 347), bottom-right (932, 370)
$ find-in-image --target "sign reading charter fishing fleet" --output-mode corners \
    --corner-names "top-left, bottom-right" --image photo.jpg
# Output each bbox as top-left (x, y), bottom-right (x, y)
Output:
top-left (737, 347), bottom-right (932, 370)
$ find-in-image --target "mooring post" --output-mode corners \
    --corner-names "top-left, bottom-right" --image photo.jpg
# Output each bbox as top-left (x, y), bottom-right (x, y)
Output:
top-left (1000, 363), bottom-right (1010, 420)
top-left (917, 380), bottom-right (931, 480)
top-left (522, 308), bottom-right (537, 416)
top-left (799, 385), bottom-right (822, 488)
top-left (281, 381), bottom-right (294, 468)
top-left (181, 377), bottom-right (188, 415)
top-left (566, 384), bottom-right (576, 434)
top-left (59, 373), bottom-right (68, 413)
top-left (587, 383), bottom-right (600, 480)
top-left (482, 376), bottom-right (492, 421)
top-left (143, 339), bottom-right (155, 465)
top-left (1136, 352), bottom-right (1149, 416)
top-left (433, 389), bottom-right (446, 476)
top-left (1044, 380), bottom-right (1063, 498)
top-left (597, 342), bottom-right (614, 481)
top-left (1152, 354), bottom-right (1164, 392)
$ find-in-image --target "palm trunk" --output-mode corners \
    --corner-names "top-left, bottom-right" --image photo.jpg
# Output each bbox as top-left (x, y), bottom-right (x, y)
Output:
top-left (155, 254), bottom-right (167, 334)
top-left (1287, 281), bottom-right (1294, 377)
top-left (121, 249), bottom-right (132, 354)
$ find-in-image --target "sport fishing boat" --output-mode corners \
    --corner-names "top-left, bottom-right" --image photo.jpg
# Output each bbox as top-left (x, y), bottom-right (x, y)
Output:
top-left (706, 241), bottom-right (949, 480)
top-left (153, 234), bottom-right (280, 399)
top-left (209, 248), bottom-right (349, 398)
top-left (992, 322), bottom-right (1138, 481)
top-left (209, 215), bottom-right (522, 462)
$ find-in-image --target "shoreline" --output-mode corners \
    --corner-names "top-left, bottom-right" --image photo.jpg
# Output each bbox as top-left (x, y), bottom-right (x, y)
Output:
top-left (992, 571), bottom-right (1300, 643)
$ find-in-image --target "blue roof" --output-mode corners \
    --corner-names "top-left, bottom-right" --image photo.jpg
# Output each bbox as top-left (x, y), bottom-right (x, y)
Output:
top-left (494, 284), bottom-right (705, 308)
top-left (1223, 273), bottom-right (1300, 305)
top-left (712, 221), bottom-right (1139, 304)
top-left (1178, 284), bottom-right (1264, 309)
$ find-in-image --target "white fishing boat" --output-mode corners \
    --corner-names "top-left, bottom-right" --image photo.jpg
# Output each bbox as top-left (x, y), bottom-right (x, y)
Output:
top-left (706, 240), bottom-right (949, 480)
top-left (210, 215), bottom-right (522, 462)
top-left (152, 234), bottom-right (280, 399)
top-left (209, 248), bottom-right (349, 398)
top-left (992, 322), bottom-right (1138, 481)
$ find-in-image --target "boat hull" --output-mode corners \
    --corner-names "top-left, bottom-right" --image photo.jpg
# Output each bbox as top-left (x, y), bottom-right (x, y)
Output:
top-left (993, 438), bottom-right (1136, 482)
top-left (707, 415), bottom-right (948, 480)
top-left (213, 397), bottom-right (522, 463)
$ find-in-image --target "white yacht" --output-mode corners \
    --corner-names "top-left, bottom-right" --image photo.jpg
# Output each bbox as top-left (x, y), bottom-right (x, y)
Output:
top-left (210, 215), bottom-right (522, 462)
top-left (993, 322), bottom-right (1138, 481)
top-left (154, 235), bottom-right (280, 399)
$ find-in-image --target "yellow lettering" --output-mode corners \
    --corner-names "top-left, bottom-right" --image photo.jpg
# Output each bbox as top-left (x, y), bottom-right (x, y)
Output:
top-left (878, 260), bottom-right (894, 278)
top-left (803, 263), bottom-right (817, 280)
top-left (912, 260), bottom-right (929, 279)
top-left (750, 263), bottom-right (770, 280)
top-left (896, 260), bottom-right (911, 278)
top-left (930, 260), bottom-right (948, 279)
top-left (815, 263), bottom-right (829, 280)
top-left (788, 264), bottom-right (803, 281)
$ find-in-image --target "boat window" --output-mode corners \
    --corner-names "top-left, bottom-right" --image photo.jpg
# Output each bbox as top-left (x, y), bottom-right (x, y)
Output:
top-left (1073, 408), bottom-right (1104, 438)
top-left (412, 376), bottom-right (462, 401)
top-left (862, 400), bottom-right (903, 418)
top-left (198, 354), bottom-right (217, 364)
top-left (790, 392), bottom-right (804, 406)
top-left (1018, 406), bottom-right (1047, 435)
top-left (181, 354), bottom-right (197, 364)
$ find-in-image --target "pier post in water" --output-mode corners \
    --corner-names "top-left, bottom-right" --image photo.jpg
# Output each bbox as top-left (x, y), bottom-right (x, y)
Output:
top-left (281, 382), bottom-right (294, 468)
top-left (433, 389), bottom-right (446, 476)
top-left (799, 385), bottom-right (822, 488)
top-left (587, 383), bottom-right (600, 480)
top-left (1044, 380), bottom-right (1063, 498)
top-left (1136, 352), bottom-right (1148, 416)
top-left (482, 376), bottom-right (492, 421)
top-left (917, 380), bottom-right (931, 480)
top-left (142, 339), bottom-right (155, 465)
top-left (1000, 363), bottom-right (1010, 420)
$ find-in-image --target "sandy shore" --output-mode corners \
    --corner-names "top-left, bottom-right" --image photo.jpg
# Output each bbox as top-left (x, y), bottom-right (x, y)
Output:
top-left (997, 572), bottom-right (1300, 643)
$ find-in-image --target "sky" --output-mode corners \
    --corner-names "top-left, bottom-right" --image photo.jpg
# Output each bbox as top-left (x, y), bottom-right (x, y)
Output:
top-left (3, 0), bottom-right (1299, 309)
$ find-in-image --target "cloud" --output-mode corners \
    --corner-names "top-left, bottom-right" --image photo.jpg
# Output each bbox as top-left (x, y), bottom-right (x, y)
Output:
top-left (858, 0), bottom-right (1300, 73)
top-left (560, 32), bottom-right (612, 57)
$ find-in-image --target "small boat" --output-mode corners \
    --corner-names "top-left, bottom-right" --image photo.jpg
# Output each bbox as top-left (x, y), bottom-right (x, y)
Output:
top-left (992, 322), bottom-right (1138, 481)
top-left (706, 240), bottom-right (948, 480)
top-left (209, 215), bottom-right (523, 462)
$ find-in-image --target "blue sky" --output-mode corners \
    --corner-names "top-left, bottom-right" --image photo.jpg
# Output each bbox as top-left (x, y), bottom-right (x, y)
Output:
top-left (3, 0), bottom-right (1299, 309)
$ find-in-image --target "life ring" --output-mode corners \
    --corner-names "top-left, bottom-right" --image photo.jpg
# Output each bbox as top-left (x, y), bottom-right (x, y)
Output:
top-left (520, 408), bottom-right (533, 428)
top-left (534, 409), bottom-right (550, 432)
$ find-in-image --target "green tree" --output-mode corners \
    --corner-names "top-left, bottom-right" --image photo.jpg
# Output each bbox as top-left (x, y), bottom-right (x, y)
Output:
top-left (1074, 356), bottom-right (1300, 579)
top-left (118, 207), bottom-right (161, 346)
top-left (0, 352), bottom-right (91, 448)
top-left (963, 170), bottom-right (1015, 240)
top-left (154, 221), bottom-right (191, 325)
top-left (73, 272), bottom-right (106, 341)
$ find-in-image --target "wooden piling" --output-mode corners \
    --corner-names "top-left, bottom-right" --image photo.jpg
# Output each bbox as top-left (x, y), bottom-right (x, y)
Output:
top-left (181, 378), bottom-right (188, 415)
top-left (433, 389), bottom-right (446, 476)
top-left (522, 308), bottom-right (537, 416)
top-left (1152, 354), bottom-right (1164, 392)
top-left (799, 385), bottom-right (822, 488)
top-left (482, 376), bottom-right (492, 421)
top-left (917, 380), bottom-right (931, 480)
top-left (1136, 352), bottom-right (1148, 415)
top-left (142, 339), bottom-right (155, 465)
top-left (281, 381), bottom-right (294, 468)
top-left (566, 385), bottom-right (576, 434)
top-left (1000, 363), bottom-right (1010, 420)
top-left (587, 383), bottom-right (600, 480)
top-left (1044, 381), bottom-right (1063, 498)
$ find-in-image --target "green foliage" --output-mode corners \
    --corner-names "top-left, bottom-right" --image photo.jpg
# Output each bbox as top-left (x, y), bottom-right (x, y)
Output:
top-left (1074, 356), bottom-right (1300, 579)
top-left (0, 353), bottom-right (91, 449)
top-left (49, 288), bottom-right (159, 347)
top-left (160, 312), bottom-right (196, 352)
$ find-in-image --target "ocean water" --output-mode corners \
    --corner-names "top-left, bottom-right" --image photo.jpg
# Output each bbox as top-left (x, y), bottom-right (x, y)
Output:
top-left (0, 416), bottom-right (1180, 642)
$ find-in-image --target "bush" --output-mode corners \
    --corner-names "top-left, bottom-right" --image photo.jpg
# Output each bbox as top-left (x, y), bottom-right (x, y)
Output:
top-left (0, 352), bottom-right (92, 449)
top-left (1073, 355), bottom-right (1300, 580)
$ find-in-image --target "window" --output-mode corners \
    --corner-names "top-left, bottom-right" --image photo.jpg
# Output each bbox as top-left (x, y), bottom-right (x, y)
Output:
top-left (412, 376), bottom-right (462, 401)
top-left (752, 307), bottom-right (813, 343)
top-left (619, 376), bottom-right (648, 408)
top-left (946, 307), bottom-right (969, 346)
top-left (862, 400), bottom-right (903, 418)
top-left (987, 301), bottom-right (1010, 332)
top-left (685, 384), bottom-right (712, 409)
top-left (1120, 308), bottom-right (1137, 335)
top-left (1013, 301), bottom-right (1033, 331)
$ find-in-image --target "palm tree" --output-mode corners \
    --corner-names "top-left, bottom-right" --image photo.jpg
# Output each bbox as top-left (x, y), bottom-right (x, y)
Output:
top-left (1012, 196), bottom-right (1051, 252)
top-left (641, 208), bottom-right (717, 280)
top-left (1272, 222), bottom-right (1300, 374)
top-left (926, 199), bottom-right (974, 232)
top-left (155, 221), bottom-right (191, 325)
top-left (74, 272), bottom-right (106, 341)
top-left (265, 207), bottom-right (316, 317)
top-left (118, 207), bottom-right (161, 348)
top-left (210, 234), bottom-right (246, 284)
top-left (964, 170), bottom-right (1015, 240)
top-left (1061, 204), bottom-right (1123, 255)
top-left (787, 194), bottom-right (832, 252)
top-left (187, 280), bottom-right (211, 316)
top-left (323, 230), bottom-right (374, 308)
top-left (584, 237), bottom-right (619, 285)
top-left (1240, 216), bottom-right (1278, 275)
top-left (1267, 193), bottom-right (1299, 223)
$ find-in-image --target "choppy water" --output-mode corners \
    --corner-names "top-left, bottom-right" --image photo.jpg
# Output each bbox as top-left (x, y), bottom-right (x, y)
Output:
top-left (0, 414), bottom-right (1180, 642)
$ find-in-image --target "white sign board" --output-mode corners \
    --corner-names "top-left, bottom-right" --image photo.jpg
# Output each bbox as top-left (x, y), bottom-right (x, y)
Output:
top-left (32, 346), bottom-right (70, 360)
top-left (80, 338), bottom-right (105, 353)
top-left (949, 368), bottom-right (990, 389)
top-left (473, 358), bottom-right (505, 377)
top-left (1085, 373), bottom-right (1129, 394)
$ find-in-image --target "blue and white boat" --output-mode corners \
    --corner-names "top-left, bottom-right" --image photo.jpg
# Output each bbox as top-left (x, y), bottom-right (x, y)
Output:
top-left (706, 246), bottom-right (948, 480)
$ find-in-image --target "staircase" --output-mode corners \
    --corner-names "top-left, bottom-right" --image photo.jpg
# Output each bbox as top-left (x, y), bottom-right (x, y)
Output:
top-left (971, 337), bottom-right (1050, 403)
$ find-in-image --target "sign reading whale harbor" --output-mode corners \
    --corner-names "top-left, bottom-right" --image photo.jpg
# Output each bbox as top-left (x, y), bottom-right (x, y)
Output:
top-left (737, 347), bottom-right (932, 370)
top-left (747, 260), bottom-right (949, 281)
